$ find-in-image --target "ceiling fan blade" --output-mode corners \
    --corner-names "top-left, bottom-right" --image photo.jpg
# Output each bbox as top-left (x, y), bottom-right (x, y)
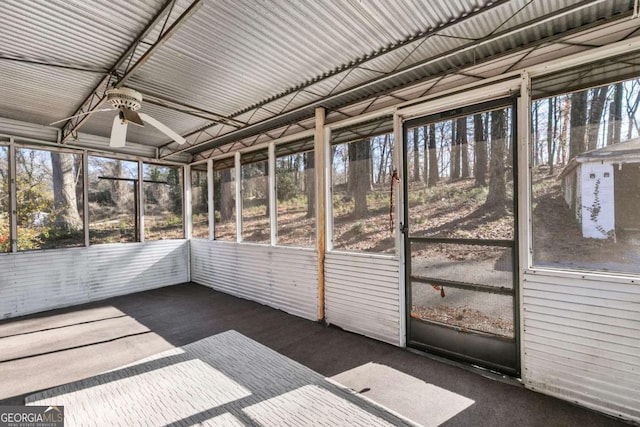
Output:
top-left (138, 113), bottom-right (186, 145)
top-left (109, 115), bottom-right (128, 148)
top-left (120, 107), bottom-right (144, 126)
top-left (49, 108), bottom-right (115, 126)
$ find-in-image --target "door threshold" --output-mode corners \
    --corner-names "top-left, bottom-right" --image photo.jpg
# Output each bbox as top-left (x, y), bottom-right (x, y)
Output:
top-left (404, 346), bottom-right (522, 387)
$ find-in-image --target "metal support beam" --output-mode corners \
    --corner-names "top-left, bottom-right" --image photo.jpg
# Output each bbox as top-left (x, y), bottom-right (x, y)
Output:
top-left (184, 165), bottom-right (192, 239)
top-left (517, 71), bottom-right (532, 375)
top-left (392, 112), bottom-right (406, 346)
top-left (61, 0), bottom-right (204, 143)
top-left (138, 161), bottom-right (145, 242)
top-left (268, 142), bottom-right (277, 245)
top-left (207, 159), bottom-right (214, 240)
top-left (314, 107), bottom-right (326, 321)
top-left (83, 151), bottom-right (90, 247)
top-left (8, 140), bottom-right (17, 253)
top-left (235, 152), bottom-right (242, 242)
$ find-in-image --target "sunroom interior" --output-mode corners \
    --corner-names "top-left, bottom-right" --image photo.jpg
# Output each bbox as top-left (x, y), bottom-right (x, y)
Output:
top-left (1, 0), bottom-right (639, 425)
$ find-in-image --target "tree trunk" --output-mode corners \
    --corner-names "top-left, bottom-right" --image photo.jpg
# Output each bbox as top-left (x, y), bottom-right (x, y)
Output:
top-left (422, 126), bottom-right (429, 185)
top-left (111, 160), bottom-right (128, 209)
top-left (569, 90), bottom-right (588, 160)
top-left (474, 114), bottom-right (487, 186)
top-left (348, 139), bottom-right (371, 217)
top-left (51, 152), bottom-right (82, 229)
top-left (219, 168), bottom-right (233, 221)
top-left (626, 83), bottom-right (640, 140)
top-left (547, 97), bottom-right (556, 175)
top-left (559, 96), bottom-right (570, 164)
top-left (485, 109), bottom-right (507, 211)
top-left (305, 151), bottom-right (315, 218)
top-left (459, 117), bottom-right (469, 178)
top-left (450, 120), bottom-right (460, 180)
top-left (587, 86), bottom-right (608, 150)
top-left (412, 128), bottom-right (420, 182)
top-left (607, 82), bottom-right (623, 145)
top-left (428, 123), bottom-right (439, 185)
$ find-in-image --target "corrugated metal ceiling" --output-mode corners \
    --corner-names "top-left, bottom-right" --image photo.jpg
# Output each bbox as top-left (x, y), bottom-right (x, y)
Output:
top-left (0, 0), bottom-right (637, 162)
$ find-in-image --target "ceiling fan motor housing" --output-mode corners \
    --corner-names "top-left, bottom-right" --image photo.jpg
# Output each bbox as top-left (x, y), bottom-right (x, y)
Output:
top-left (106, 87), bottom-right (142, 111)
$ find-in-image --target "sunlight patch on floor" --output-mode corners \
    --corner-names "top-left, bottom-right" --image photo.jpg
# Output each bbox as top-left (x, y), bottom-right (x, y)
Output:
top-left (243, 384), bottom-right (397, 427)
top-left (330, 362), bottom-right (475, 427)
top-left (27, 331), bottom-right (415, 426)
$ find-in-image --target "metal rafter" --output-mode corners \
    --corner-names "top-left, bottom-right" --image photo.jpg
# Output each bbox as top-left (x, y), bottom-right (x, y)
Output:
top-left (136, 89), bottom-right (246, 127)
top-left (161, 0), bottom-right (628, 160)
top-left (156, 0), bottom-right (512, 157)
top-left (60, 0), bottom-right (204, 143)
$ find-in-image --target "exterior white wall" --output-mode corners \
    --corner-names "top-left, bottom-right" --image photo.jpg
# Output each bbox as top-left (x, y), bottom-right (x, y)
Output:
top-left (562, 173), bottom-right (573, 209)
top-left (0, 240), bottom-right (189, 319)
top-left (579, 162), bottom-right (615, 238)
top-left (190, 240), bottom-right (319, 321)
top-left (325, 252), bottom-right (401, 346)
top-left (522, 269), bottom-right (640, 423)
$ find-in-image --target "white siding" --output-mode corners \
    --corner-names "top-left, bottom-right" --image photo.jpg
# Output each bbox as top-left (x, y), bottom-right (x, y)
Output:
top-left (523, 269), bottom-right (640, 423)
top-left (579, 162), bottom-right (615, 238)
top-left (325, 252), bottom-right (401, 346)
top-left (0, 240), bottom-right (189, 319)
top-left (190, 240), bottom-right (318, 321)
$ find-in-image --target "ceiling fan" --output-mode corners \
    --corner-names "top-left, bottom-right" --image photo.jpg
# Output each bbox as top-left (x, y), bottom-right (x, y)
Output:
top-left (50, 87), bottom-right (186, 148)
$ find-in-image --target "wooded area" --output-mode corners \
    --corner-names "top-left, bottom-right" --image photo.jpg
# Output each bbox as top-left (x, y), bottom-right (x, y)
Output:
top-left (2, 79), bottom-right (638, 266)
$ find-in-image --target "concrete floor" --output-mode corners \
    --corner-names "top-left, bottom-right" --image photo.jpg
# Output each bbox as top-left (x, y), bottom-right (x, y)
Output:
top-left (0, 283), bottom-right (632, 426)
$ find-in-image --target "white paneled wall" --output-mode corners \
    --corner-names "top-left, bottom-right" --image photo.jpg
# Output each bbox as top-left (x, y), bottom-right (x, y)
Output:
top-left (522, 269), bottom-right (640, 422)
top-left (325, 252), bottom-right (401, 345)
top-left (190, 240), bottom-right (319, 321)
top-left (0, 240), bottom-right (189, 319)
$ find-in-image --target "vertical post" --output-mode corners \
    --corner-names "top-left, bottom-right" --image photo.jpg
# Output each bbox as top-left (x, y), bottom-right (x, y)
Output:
top-left (324, 127), bottom-right (333, 251)
top-left (83, 151), bottom-right (90, 247)
top-left (268, 142), bottom-right (277, 245)
top-left (8, 139), bottom-right (17, 253)
top-left (235, 151), bottom-right (242, 243)
top-left (315, 107), bottom-right (326, 321)
top-left (138, 161), bottom-right (145, 242)
top-left (184, 165), bottom-right (192, 239)
top-left (207, 159), bottom-right (214, 240)
top-left (517, 71), bottom-right (532, 373)
top-left (393, 111), bottom-right (407, 346)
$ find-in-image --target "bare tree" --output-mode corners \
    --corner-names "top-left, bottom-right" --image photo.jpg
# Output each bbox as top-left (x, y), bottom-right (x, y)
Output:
top-left (587, 86), bottom-right (608, 150)
top-left (219, 168), bottom-right (234, 221)
top-left (485, 109), bottom-right (507, 211)
top-left (474, 114), bottom-right (486, 186)
top-left (459, 117), bottom-right (469, 178)
top-left (428, 123), bottom-right (439, 186)
top-left (348, 139), bottom-right (371, 216)
top-left (422, 126), bottom-right (429, 185)
top-left (412, 128), bottom-right (420, 182)
top-left (547, 97), bottom-right (557, 175)
top-left (559, 96), bottom-right (570, 164)
top-left (569, 90), bottom-right (588, 159)
top-left (305, 151), bottom-right (315, 218)
top-left (607, 82), bottom-right (623, 145)
top-left (51, 152), bottom-right (82, 229)
top-left (110, 160), bottom-right (129, 209)
top-left (450, 120), bottom-right (460, 180)
top-left (625, 81), bottom-right (640, 139)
